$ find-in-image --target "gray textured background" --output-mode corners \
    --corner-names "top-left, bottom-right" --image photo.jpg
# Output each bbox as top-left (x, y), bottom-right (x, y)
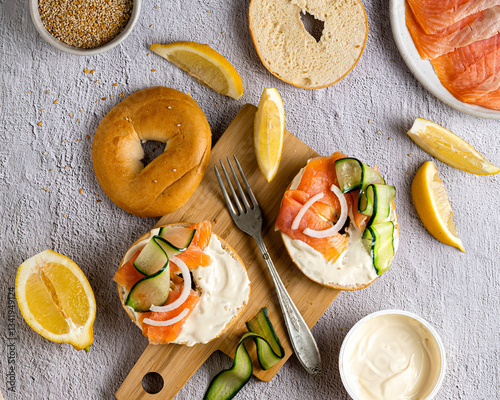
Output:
top-left (1, 0), bottom-right (499, 399)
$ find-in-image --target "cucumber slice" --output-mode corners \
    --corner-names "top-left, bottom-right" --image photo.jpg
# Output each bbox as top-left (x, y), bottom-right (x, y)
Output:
top-left (125, 263), bottom-right (170, 312)
top-left (158, 227), bottom-right (196, 252)
top-left (363, 221), bottom-right (395, 275)
top-left (246, 308), bottom-right (284, 369)
top-left (335, 158), bottom-right (363, 193)
top-left (365, 184), bottom-right (396, 226)
top-left (133, 236), bottom-right (170, 276)
top-left (204, 308), bottom-right (284, 400)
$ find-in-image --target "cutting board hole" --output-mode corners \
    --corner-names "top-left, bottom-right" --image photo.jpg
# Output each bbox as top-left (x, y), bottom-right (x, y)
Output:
top-left (300, 11), bottom-right (324, 42)
top-left (142, 372), bottom-right (164, 394)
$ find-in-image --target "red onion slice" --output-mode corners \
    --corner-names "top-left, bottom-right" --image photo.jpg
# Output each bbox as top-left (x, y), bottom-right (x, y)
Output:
top-left (150, 256), bottom-right (191, 312)
top-left (142, 308), bottom-right (189, 327)
top-left (304, 185), bottom-right (348, 238)
top-left (292, 192), bottom-right (324, 230)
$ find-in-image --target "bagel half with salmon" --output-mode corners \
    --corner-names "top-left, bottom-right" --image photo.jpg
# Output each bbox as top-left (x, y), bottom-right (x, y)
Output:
top-left (275, 152), bottom-right (399, 290)
top-left (114, 221), bottom-right (250, 345)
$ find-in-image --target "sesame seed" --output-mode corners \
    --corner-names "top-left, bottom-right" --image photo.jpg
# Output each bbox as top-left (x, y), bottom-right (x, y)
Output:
top-left (46, 90), bottom-right (49, 94)
top-left (147, 53), bottom-right (150, 56)
top-left (38, 121), bottom-right (42, 126)
top-left (172, 169), bottom-right (176, 172)
top-left (84, 68), bottom-right (89, 73)
top-left (102, 97), bottom-right (107, 100)
top-left (86, 134), bottom-right (91, 139)
top-left (167, 106), bottom-right (172, 109)
top-left (79, 188), bottom-right (83, 194)
top-left (153, 180), bottom-right (157, 183)
top-left (176, 124), bottom-right (181, 127)
top-left (112, 83), bottom-right (118, 86)
top-left (151, 69), bottom-right (156, 72)
top-left (54, 99), bottom-right (58, 104)
top-left (90, 69), bottom-right (95, 74)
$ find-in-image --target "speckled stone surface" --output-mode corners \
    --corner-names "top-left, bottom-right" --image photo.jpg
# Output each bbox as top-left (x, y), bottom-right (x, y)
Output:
top-left (1, 0), bottom-right (499, 399)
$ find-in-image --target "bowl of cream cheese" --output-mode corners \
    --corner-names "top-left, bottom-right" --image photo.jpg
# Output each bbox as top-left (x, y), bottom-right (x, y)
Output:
top-left (339, 310), bottom-right (446, 400)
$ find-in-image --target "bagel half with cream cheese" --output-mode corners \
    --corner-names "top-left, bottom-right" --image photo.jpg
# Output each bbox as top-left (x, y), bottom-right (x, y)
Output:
top-left (275, 152), bottom-right (399, 290)
top-left (249, 0), bottom-right (368, 88)
top-left (93, 86), bottom-right (211, 217)
top-left (114, 221), bottom-right (250, 345)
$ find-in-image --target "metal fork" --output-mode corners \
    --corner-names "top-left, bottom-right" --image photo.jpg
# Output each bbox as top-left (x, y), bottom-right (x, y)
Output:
top-left (215, 155), bottom-right (322, 376)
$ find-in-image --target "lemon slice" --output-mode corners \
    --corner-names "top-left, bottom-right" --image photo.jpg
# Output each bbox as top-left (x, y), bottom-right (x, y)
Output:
top-left (15, 250), bottom-right (96, 350)
top-left (254, 88), bottom-right (285, 182)
top-left (150, 41), bottom-right (244, 100)
top-left (411, 161), bottom-right (465, 252)
top-left (408, 118), bottom-right (500, 175)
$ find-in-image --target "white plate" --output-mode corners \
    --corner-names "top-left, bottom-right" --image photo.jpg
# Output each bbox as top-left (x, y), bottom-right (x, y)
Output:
top-left (389, 0), bottom-right (500, 119)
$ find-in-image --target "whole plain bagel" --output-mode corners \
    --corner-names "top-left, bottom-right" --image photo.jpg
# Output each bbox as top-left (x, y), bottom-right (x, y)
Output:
top-left (92, 86), bottom-right (211, 217)
top-left (249, 0), bottom-right (369, 89)
top-left (115, 222), bottom-right (251, 346)
top-left (276, 154), bottom-right (399, 291)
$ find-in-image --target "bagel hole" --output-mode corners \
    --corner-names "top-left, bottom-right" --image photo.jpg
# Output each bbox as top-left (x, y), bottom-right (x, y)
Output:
top-left (141, 140), bottom-right (165, 167)
top-left (142, 372), bottom-right (164, 394)
top-left (300, 11), bottom-right (324, 43)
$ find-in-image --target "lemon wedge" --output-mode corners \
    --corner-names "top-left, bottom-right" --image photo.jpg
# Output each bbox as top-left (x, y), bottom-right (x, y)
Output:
top-left (15, 250), bottom-right (96, 351)
top-left (254, 88), bottom-right (285, 182)
top-left (150, 41), bottom-right (244, 100)
top-left (407, 118), bottom-right (500, 175)
top-left (411, 161), bottom-right (465, 252)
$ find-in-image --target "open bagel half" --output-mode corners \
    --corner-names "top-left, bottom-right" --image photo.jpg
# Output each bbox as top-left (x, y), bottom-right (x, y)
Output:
top-left (276, 153), bottom-right (399, 290)
top-left (114, 221), bottom-right (250, 345)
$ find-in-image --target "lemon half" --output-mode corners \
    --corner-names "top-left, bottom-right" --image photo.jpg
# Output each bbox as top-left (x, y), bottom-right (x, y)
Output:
top-left (150, 41), bottom-right (244, 100)
top-left (254, 88), bottom-right (285, 182)
top-left (411, 161), bottom-right (465, 252)
top-left (408, 118), bottom-right (500, 175)
top-left (15, 250), bottom-right (96, 350)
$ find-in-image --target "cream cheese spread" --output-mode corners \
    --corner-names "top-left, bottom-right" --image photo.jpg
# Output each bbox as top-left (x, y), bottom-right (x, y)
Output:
top-left (342, 314), bottom-right (442, 400)
top-left (282, 167), bottom-right (398, 287)
top-left (121, 227), bottom-right (250, 346)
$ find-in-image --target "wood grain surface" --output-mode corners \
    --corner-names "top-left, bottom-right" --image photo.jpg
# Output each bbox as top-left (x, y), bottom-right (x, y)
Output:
top-left (115, 104), bottom-right (341, 400)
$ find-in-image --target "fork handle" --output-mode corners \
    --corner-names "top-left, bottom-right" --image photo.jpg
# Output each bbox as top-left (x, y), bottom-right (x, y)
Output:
top-left (254, 234), bottom-right (322, 376)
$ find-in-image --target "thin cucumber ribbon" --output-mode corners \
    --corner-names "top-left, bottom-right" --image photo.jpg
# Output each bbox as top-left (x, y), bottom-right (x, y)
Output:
top-left (204, 308), bottom-right (284, 400)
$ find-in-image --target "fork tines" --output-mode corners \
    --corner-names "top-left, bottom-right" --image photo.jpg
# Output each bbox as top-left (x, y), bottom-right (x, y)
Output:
top-left (214, 155), bottom-right (258, 216)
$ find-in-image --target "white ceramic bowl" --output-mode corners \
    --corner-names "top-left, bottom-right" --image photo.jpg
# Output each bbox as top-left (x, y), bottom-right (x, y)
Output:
top-left (29, 0), bottom-right (142, 56)
top-left (339, 309), bottom-right (446, 400)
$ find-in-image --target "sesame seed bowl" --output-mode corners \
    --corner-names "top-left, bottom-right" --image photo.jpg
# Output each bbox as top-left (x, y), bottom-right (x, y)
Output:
top-left (29, 0), bottom-right (142, 56)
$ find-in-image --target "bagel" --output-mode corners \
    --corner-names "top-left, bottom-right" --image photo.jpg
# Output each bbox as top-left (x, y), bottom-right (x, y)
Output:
top-left (92, 86), bottom-right (211, 217)
top-left (113, 221), bottom-right (251, 346)
top-left (248, 0), bottom-right (368, 89)
top-left (275, 153), bottom-right (399, 290)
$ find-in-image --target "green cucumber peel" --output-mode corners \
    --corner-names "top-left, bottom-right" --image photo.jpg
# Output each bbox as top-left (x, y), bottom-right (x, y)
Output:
top-left (363, 221), bottom-right (395, 276)
top-left (125, 262), bottom-right (170, 312)
top-left (204, 308), bottom-right (284, 400)
top-left (158, 226), bottom-right (196, 252)
top-left (133, 236), bottom-right (170, 276)
top-left (365, 184), bottom-right (396, 227)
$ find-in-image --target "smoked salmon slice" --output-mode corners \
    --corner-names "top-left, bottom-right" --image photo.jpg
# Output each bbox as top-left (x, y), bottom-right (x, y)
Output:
top-left (276, 190), bottom-right (348, 263)
top-left (187, 221), bottom-right (212, 251)
top-left (407, 0), bottom-right (500, 34)
top-left (296, 152), bottom-right (351, 220)
top-left (406, 5), bottom-right (500, 60)
top-left (113, 249), bottom-right (145, 291)
top-left (140, 284), bottom-right (200, 344)
top-left (431, 33), bottom-right (500, 108)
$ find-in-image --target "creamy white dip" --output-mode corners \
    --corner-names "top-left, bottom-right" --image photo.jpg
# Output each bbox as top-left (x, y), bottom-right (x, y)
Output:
top-left (282, 167), bottom-right (398, 287)
top-left (121, 227), bottom-right (250, 346)
top-left (342, 314), bottom-right (442, 400)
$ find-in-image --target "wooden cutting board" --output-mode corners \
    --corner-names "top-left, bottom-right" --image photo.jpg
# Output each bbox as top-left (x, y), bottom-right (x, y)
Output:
top-left (115, 104), bottom-right (341, 400)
